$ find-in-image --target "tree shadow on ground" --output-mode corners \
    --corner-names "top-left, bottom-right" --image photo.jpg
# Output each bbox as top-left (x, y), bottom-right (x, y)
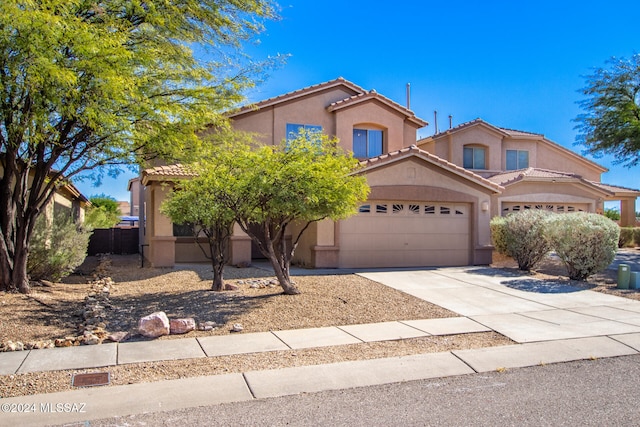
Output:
top-left (463, 267), bottom-right (526, 278)
top-left (2, 283), bottom-right (87, 342)
top-left (500, 278), bottom-right (589, 293)
top-left (106, 288), bottom-right (281, 341)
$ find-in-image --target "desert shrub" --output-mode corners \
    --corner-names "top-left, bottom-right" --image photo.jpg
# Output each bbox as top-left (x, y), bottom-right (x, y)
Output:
top-left (546, 212), bottom-right (619, 281)
top-left (491, 210), bottom-right (553, 271)
top-left (634, 227), bottom-right (640, 247)
top-left (619, 227), bottom-right (635, 248)
top-left (490, 216), bottom-right (508, 255)
top-left (27, 212), bottom-right (91, 282)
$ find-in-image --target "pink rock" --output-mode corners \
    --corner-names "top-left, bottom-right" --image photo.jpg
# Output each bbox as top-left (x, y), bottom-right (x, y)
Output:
top-left (170, 318), bottom-right (196, 335)
top-left (138, 312), bottom-right (170, 338)
top-left (224, 283), bottom-right (239, 291)
top-left (106, 331), bottom-right (129, 342)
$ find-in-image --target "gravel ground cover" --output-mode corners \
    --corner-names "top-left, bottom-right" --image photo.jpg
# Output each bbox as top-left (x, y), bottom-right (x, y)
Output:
top-left (2, 251), bottom-right (638, 398)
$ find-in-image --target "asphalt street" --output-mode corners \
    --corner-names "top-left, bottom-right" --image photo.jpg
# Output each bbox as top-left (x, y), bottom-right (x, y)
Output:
top-left (78, 354), bottom-right (640, 427)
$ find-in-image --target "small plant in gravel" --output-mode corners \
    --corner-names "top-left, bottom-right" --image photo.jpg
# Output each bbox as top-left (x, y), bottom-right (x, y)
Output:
top-left (546, 212), bottom-right (620, 280)
top-left (490, 210), bottom-right (553, 271)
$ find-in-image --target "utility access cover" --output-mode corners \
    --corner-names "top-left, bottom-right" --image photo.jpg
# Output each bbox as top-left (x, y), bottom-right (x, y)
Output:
top-left (72, 372), bottom-right (111, 387)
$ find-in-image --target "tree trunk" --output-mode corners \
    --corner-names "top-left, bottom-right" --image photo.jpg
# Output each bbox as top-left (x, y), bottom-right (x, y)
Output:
top-left (211, 265), bottom-right (224, 291)
top-left (267, 236), bottom-right (300, 295)
top-left (0, 226), bottom-right (31, 293)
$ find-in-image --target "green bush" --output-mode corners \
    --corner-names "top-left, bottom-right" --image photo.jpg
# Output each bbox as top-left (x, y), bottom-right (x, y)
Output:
top-left (634, 227), bottom-right (640, 247)
top-left (491, 210), bottom-right (553, 271)
top-left (546, 212), bottom-right (619, 281)
top-left (27, 212), bottom-right (91, 282)
top-left (619, 227), bottom-right (635, 248)
top-left (490, 216), bottom-right (508, 255)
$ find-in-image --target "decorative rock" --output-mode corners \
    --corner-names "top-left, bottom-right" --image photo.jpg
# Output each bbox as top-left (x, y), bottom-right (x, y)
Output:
top-left (231, 323), bottom-right (244, 332)
top-left (54, 338), bottom-right (73, 347)
top-left (198, 321), bottom-right (217, 331)
top-left (82, 334), bottom-right (101, 345)
top-left (138, 311), bottom-right (170, 338)
top-left (170, 318), bottom-right (196, 334)
top-left (106, 331), bottom-right (129, 342)
top-left (224, 283), bottom-right (239, 291)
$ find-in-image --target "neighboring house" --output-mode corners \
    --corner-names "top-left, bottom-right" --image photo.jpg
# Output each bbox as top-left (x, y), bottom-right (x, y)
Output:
top-left (49, 179), bottom-right (90, 225)
top-left (138, 78), bottom-right (639, 269)
top-left (0, 159), bottom-right (90, 224)
top-left (417, 119), bottom-right (639, 226)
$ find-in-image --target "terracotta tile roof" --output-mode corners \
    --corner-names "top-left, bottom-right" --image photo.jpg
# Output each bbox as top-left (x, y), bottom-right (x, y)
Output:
top-left (328, 91), bottom-right (428, 127)
top-left (358, 145), bottom-right (503, 193)
top-left (227, 77), bottom-right (366, 117)
top-left (586, 180), bottom-right (640, 195)
top-left (141, 164), bottom-right (197, 185)
top-left (488, 168), bottom-right (582, 186)
top-left (488, 167), bottom-right (640, 196)
top-left (498, 127), bottom-right (543, 137)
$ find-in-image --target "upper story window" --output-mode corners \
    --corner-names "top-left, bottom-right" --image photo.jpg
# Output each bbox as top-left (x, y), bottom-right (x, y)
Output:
top-left (353, 128), bottom-right (383, 158)
top-left (463, 146), bottom-right (486, 169)
top-left (506, 150), bottom-right (529, 170)
top-left (286, 123), bottom-right (322, 141)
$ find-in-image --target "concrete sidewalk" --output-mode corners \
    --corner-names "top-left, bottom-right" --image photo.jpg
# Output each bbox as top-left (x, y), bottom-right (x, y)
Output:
top-left (0, 317), bottom-right (491, 375)
top-left (3, 265), bottom-right (640, 426)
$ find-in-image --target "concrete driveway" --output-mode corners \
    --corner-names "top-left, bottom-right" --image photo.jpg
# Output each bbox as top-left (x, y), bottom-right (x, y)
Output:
top-left (359, 265), bottom-right (640, 344)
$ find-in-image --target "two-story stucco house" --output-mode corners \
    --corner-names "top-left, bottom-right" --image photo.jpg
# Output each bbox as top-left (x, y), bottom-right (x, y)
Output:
top-left (417, 118), bottom-right (639, 225)
top-left (138, 78), bottom-right (638, 269)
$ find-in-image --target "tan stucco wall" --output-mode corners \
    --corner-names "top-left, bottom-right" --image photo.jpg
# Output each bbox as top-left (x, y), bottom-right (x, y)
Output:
top-left (502, 139), bottom-right (538, 169)
top-left (230, 87), bottom-right (357, 146)
top-left (230, 87), bottom-right (421, 157)
top-left (334, 101), bottom-right (413, 154)
top-left (431, 127), bottom-right (503, 173)
top-left (535, 143), bottom-right (602, 181)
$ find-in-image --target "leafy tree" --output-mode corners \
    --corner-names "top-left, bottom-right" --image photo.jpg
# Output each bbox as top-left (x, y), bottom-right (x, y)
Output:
top-left (161, 161), bottom-right (236, 292)
top-left (89, 194), bottom-right (121, 214)
top-left (85, 194), bottom-right (122, 229)
top-left (575, 54), bottom-right (640, 167)
top-left (0, 0), bottom-right (277, 293)
top-left (604, 207), bottom-right (621, 221)
top-left (228, 132), bottom-right (370, 295)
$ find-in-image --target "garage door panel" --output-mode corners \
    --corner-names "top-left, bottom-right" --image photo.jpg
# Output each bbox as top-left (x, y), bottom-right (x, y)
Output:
top-left (339, 201), bottom-right (470, 268)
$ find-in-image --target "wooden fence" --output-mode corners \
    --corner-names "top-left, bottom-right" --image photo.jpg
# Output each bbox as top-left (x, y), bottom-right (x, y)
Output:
top-left (88, 228), bottom-right (139, 255)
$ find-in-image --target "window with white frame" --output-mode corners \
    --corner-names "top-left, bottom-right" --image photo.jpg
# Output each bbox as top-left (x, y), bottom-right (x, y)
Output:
top-left (506, 149), bottom-right (529, 170)
top-left (353, 128), bottom-right (383, 158)
top-left (463, 146), bottom-right (486, 169)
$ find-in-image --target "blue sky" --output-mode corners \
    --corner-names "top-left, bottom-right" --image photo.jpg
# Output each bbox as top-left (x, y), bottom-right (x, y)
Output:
top-left (75, 0), bottom-right (640, 210)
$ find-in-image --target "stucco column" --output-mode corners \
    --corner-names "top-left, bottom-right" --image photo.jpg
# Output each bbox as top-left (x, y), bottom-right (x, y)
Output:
top-left (620, 198), bottom-right (637, 227)
top-left (230, 223), bottom-right (252, 266)
top-left (311, 219), bottom-right (339, 268)
top-left (149, 185), bottom-right (176, 267)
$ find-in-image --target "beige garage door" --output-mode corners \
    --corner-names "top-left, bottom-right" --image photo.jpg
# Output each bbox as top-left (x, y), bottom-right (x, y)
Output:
top-left (339, 201), bottom-right (470, 268)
